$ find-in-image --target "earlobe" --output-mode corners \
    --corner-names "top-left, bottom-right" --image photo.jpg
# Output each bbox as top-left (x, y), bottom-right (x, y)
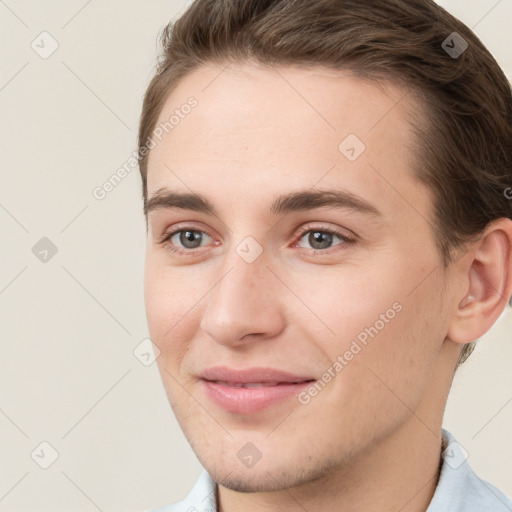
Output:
top-left (447, 218), bottom-right (512, 345)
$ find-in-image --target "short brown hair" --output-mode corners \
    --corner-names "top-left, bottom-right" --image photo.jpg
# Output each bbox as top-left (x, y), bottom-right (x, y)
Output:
top-left (138, 0), bottom-right (512, 364)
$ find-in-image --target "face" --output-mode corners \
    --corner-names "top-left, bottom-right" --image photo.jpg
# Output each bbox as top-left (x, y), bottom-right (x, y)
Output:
top-left (144, 63), bottom-right (459, 492)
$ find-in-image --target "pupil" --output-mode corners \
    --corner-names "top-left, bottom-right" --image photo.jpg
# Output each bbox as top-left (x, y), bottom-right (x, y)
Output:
top-left (310, 231), bottom-right (332, 249)
top-left (180, 230), bottom-right (202, 248)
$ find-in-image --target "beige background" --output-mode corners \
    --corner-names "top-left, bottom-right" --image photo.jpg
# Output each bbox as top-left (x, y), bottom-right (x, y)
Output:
top-left (0, 0), bottom-right (510, 510)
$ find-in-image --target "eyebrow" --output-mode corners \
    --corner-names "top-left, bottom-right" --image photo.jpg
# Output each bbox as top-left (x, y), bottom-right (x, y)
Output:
top-left (145, 187), bottom-right (382, 218)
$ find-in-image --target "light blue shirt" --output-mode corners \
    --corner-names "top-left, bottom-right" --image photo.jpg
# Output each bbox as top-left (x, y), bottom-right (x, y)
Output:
top-left (149, 429), bottom-right (512, 511)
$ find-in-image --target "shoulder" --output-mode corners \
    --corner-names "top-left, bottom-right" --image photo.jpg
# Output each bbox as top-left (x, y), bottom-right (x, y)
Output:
top-left (145, 470), bottom-right (217, 512)
top-left (427, 429), bottom-right (512, 512)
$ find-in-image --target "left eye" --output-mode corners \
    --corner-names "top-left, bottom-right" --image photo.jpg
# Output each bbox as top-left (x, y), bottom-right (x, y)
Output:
top-left (295, 228), bottom-right (354, 251)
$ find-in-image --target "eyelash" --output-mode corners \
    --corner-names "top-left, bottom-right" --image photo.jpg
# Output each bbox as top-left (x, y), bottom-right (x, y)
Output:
top-left (158, 223), bottom-right (356, 257)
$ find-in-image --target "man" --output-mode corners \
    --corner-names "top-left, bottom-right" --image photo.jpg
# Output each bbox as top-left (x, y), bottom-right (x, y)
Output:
top-left (138, 0), bottom-right (512, 510)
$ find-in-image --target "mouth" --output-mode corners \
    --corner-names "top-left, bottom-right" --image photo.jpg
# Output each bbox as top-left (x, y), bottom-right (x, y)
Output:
top-left (200, 375), bottom-right (317, 414)
top-left (208, 380), bottom-right (315, 388)
top-left (199, 365), bottom-right (316, 384)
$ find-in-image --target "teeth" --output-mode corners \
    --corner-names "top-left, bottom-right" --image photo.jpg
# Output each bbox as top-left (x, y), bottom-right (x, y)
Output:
top-left (242, 382), bottom-right (279, 388)
top-left (215, 381), bottom-right (281, 388)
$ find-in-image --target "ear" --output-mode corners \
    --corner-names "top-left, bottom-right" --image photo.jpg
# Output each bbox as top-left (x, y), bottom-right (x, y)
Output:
top-left (447, 218), bottom-right (512, 345)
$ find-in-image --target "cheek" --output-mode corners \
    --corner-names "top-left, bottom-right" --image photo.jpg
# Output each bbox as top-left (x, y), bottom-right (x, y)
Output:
top-left (348, 289), bottom-right (445, 411)
top-left (295, 263), bottom-right (440, 396)
top-left (144, 257), bottom-right (198, 325)
top-left (143, 269), bottom-right (168, 339)
top-left (289, 265), bottom-right (402, 348)
top-left (143, 265), bottom-right (195, 362)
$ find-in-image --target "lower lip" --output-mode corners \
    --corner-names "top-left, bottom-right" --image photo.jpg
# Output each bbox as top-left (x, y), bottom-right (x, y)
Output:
top-left (201, 380), bottom-right (315, 414)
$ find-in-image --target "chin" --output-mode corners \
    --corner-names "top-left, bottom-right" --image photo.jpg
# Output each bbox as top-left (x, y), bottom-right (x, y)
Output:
top-left (200, 452), bottom-right (336, 493)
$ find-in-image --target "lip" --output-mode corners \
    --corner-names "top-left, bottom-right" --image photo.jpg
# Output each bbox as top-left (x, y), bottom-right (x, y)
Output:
top-left (199, 366), bottom-right (315, 384)
top-left (199, 366), bottom-right (316, 414)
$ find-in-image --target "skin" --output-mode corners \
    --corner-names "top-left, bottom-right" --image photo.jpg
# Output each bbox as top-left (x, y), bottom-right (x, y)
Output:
top-left (143, 62), bottom-right (512, 512)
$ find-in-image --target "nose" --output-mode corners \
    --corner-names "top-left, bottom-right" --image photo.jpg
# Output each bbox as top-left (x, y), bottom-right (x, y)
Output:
top-left (199, 248), bottom-right (286, 347)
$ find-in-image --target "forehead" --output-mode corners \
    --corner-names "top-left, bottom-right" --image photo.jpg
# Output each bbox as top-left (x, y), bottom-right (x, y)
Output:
top-left (146, 63), bottom-right (429, 224)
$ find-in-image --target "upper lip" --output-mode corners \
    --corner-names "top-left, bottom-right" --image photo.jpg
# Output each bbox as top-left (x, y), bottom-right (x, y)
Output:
top-left (199, 366), bottom-right (316, 384)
